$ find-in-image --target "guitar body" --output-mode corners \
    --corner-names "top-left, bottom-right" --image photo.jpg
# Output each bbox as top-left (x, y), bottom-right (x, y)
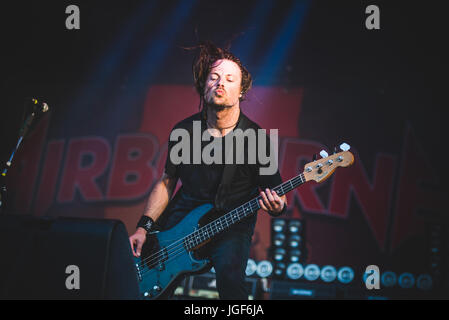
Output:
top-left (134, 203), bottom-right (214, 299)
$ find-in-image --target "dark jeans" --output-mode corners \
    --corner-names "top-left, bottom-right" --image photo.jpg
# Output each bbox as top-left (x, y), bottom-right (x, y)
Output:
top-left (160, 190), bottom-right (255, 300)
top-left (206, 229), bottom-right (253, 300)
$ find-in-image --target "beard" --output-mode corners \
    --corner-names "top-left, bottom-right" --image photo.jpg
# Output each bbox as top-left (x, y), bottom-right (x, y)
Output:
top-left (204, 92), bottom-right (239, 111)
top-left (205, 101), bottom-right (231, 112)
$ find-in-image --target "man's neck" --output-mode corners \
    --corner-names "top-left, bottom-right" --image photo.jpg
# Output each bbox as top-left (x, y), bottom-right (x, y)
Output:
top-left (206, 104), bottom-right (240, 130)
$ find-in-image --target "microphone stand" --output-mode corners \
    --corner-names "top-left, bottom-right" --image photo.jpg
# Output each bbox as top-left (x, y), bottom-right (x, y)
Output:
top-left (0, 107), bottom-right (39, 215)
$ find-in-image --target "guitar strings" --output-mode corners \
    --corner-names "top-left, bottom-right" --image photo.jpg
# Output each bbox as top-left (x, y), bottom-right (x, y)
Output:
top-left (138, 195), bottom-right (262, 273)
top-left (139, 150), bottom-right (345, 269)
top-left (137, 174), bottom-right (304, 273)
top-left (137, 180), bottom-right (278, 269)
top-left (139, 199), bottom-right (262, 277)
top-left (137, 174), bottom-right (305, 275)
top-left (136, 174), bottom-right (304, 272)
top-left (138, 178), bottom-right (294, 277)
top-left (136, 155), bottom-right (350, 291)
top-left (136, 192), bottom-right (262, 269)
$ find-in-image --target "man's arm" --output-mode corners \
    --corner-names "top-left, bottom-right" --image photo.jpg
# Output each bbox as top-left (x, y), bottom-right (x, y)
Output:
top-left (129, 172), bottom-right (178, 257)
top-left (141, 172), bottom-right (178, 224)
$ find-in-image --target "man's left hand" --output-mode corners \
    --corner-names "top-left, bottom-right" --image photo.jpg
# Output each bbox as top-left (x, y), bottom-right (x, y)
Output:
top-left (259, 188), bottom-right (286, 215)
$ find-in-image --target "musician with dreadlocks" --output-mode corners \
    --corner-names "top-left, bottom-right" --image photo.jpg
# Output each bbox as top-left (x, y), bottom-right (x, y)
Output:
top-left (129, 42), bottom-right (287, 300)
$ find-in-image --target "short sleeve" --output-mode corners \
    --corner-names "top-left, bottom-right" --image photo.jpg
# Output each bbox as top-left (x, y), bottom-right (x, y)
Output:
top-left (255, 128), bottom-right (283, 189)
top-left (257, 168), bottom-right (283, 190)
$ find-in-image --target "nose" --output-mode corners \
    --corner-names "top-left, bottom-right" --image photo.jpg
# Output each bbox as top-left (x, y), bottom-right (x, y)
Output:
top-left (216, 78), bottom-right (225, 87)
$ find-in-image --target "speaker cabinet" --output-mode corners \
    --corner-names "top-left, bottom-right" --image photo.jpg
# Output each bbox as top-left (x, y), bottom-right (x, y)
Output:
top-left (0, 214), bottom-right (139, 299)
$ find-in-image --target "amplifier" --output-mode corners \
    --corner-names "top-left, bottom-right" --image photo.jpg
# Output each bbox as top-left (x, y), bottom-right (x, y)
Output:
top-left (269, 280), bottom-right (341, 300)
top-left (269, 280), bottom-right (437, 300)
top-left (184, 272), bottom-right (259, 300)
top-left (0, 214), bottom-right (139, 299)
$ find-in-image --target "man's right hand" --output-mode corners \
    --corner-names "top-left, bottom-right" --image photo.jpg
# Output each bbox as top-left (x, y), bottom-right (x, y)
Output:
top-left (129, 173), bottom-right (177, 258)
top-left (129, 228), bottom-right (147, 257)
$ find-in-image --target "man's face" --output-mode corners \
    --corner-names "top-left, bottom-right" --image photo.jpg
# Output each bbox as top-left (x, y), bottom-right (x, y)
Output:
top-left (204, 59), bottom-right (242, 108)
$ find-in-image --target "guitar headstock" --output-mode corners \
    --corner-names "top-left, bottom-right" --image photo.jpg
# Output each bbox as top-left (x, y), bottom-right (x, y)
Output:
top-left (303, 143), bottom-right (354, 183)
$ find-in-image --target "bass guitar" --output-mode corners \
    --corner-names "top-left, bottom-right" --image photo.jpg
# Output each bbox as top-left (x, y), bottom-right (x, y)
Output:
top-left (134, 143), bottom-right (354, 299)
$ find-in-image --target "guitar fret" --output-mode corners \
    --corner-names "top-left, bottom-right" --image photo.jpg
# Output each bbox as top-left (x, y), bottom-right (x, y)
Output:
top-left (188, 234), bottom-right (195, 249)
top-left (194, 235), bottom-right (199, 246)
top-left (221, 217), bottom-right (227, 229)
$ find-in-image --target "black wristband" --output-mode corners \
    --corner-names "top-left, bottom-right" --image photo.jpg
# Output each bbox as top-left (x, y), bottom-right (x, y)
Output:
top-left (137, 215), bottom-right (154, 233)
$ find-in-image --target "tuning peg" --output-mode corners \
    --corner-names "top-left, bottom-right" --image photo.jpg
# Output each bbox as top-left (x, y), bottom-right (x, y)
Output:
top-left (319, 150), bottom-right (329, 158)
top-left (312, 154), bottom-right (317, 161)
top-left (339, 143), bottom-right (350, 152)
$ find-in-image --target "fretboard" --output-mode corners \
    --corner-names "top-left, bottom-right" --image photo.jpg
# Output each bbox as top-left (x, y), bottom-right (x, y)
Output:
top-left (183, 172), bottom-right (307, 251)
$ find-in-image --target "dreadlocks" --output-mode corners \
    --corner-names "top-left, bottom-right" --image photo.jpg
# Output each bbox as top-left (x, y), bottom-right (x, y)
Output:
top-left (189, 41), bottom-right (252, 111)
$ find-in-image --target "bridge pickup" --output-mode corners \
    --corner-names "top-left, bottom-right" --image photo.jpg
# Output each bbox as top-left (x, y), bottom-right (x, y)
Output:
top-left (154, 247), bottom-right (169, 271)
top-left (160, 247), bottom-right (168, 262)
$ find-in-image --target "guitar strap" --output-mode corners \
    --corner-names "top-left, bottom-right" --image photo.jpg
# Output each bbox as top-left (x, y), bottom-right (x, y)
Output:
top-left (214, 111), bottom-right (251, 212)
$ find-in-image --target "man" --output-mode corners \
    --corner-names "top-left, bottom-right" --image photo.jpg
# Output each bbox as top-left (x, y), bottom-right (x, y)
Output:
top-left (129, 42), bottom-right (287, 299)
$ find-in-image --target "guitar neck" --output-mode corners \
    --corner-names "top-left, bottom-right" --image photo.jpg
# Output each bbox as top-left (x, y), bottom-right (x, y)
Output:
top-left (184, 172), bottom-right (307, 250)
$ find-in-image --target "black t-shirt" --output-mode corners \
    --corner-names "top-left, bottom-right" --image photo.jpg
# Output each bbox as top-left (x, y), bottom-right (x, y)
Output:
top-left (160, 110), bottom-right (283, 234)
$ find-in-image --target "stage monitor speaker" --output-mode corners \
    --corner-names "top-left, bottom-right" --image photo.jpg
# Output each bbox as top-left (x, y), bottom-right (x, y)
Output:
top-left (0, 214), bottom-right (139, 299)
top-left (269, 280), bottom-right (340, 300)
top-left (185, 272), bottom-right (259, 300)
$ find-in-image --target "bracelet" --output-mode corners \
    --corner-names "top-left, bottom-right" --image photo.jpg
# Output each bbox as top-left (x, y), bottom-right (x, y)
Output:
top-left (136, 215), bottom-right (154, 233)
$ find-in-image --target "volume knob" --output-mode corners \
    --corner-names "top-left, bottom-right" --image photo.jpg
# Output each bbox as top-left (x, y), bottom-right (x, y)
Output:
top-left (153, 285), bottom-right (161, 292)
